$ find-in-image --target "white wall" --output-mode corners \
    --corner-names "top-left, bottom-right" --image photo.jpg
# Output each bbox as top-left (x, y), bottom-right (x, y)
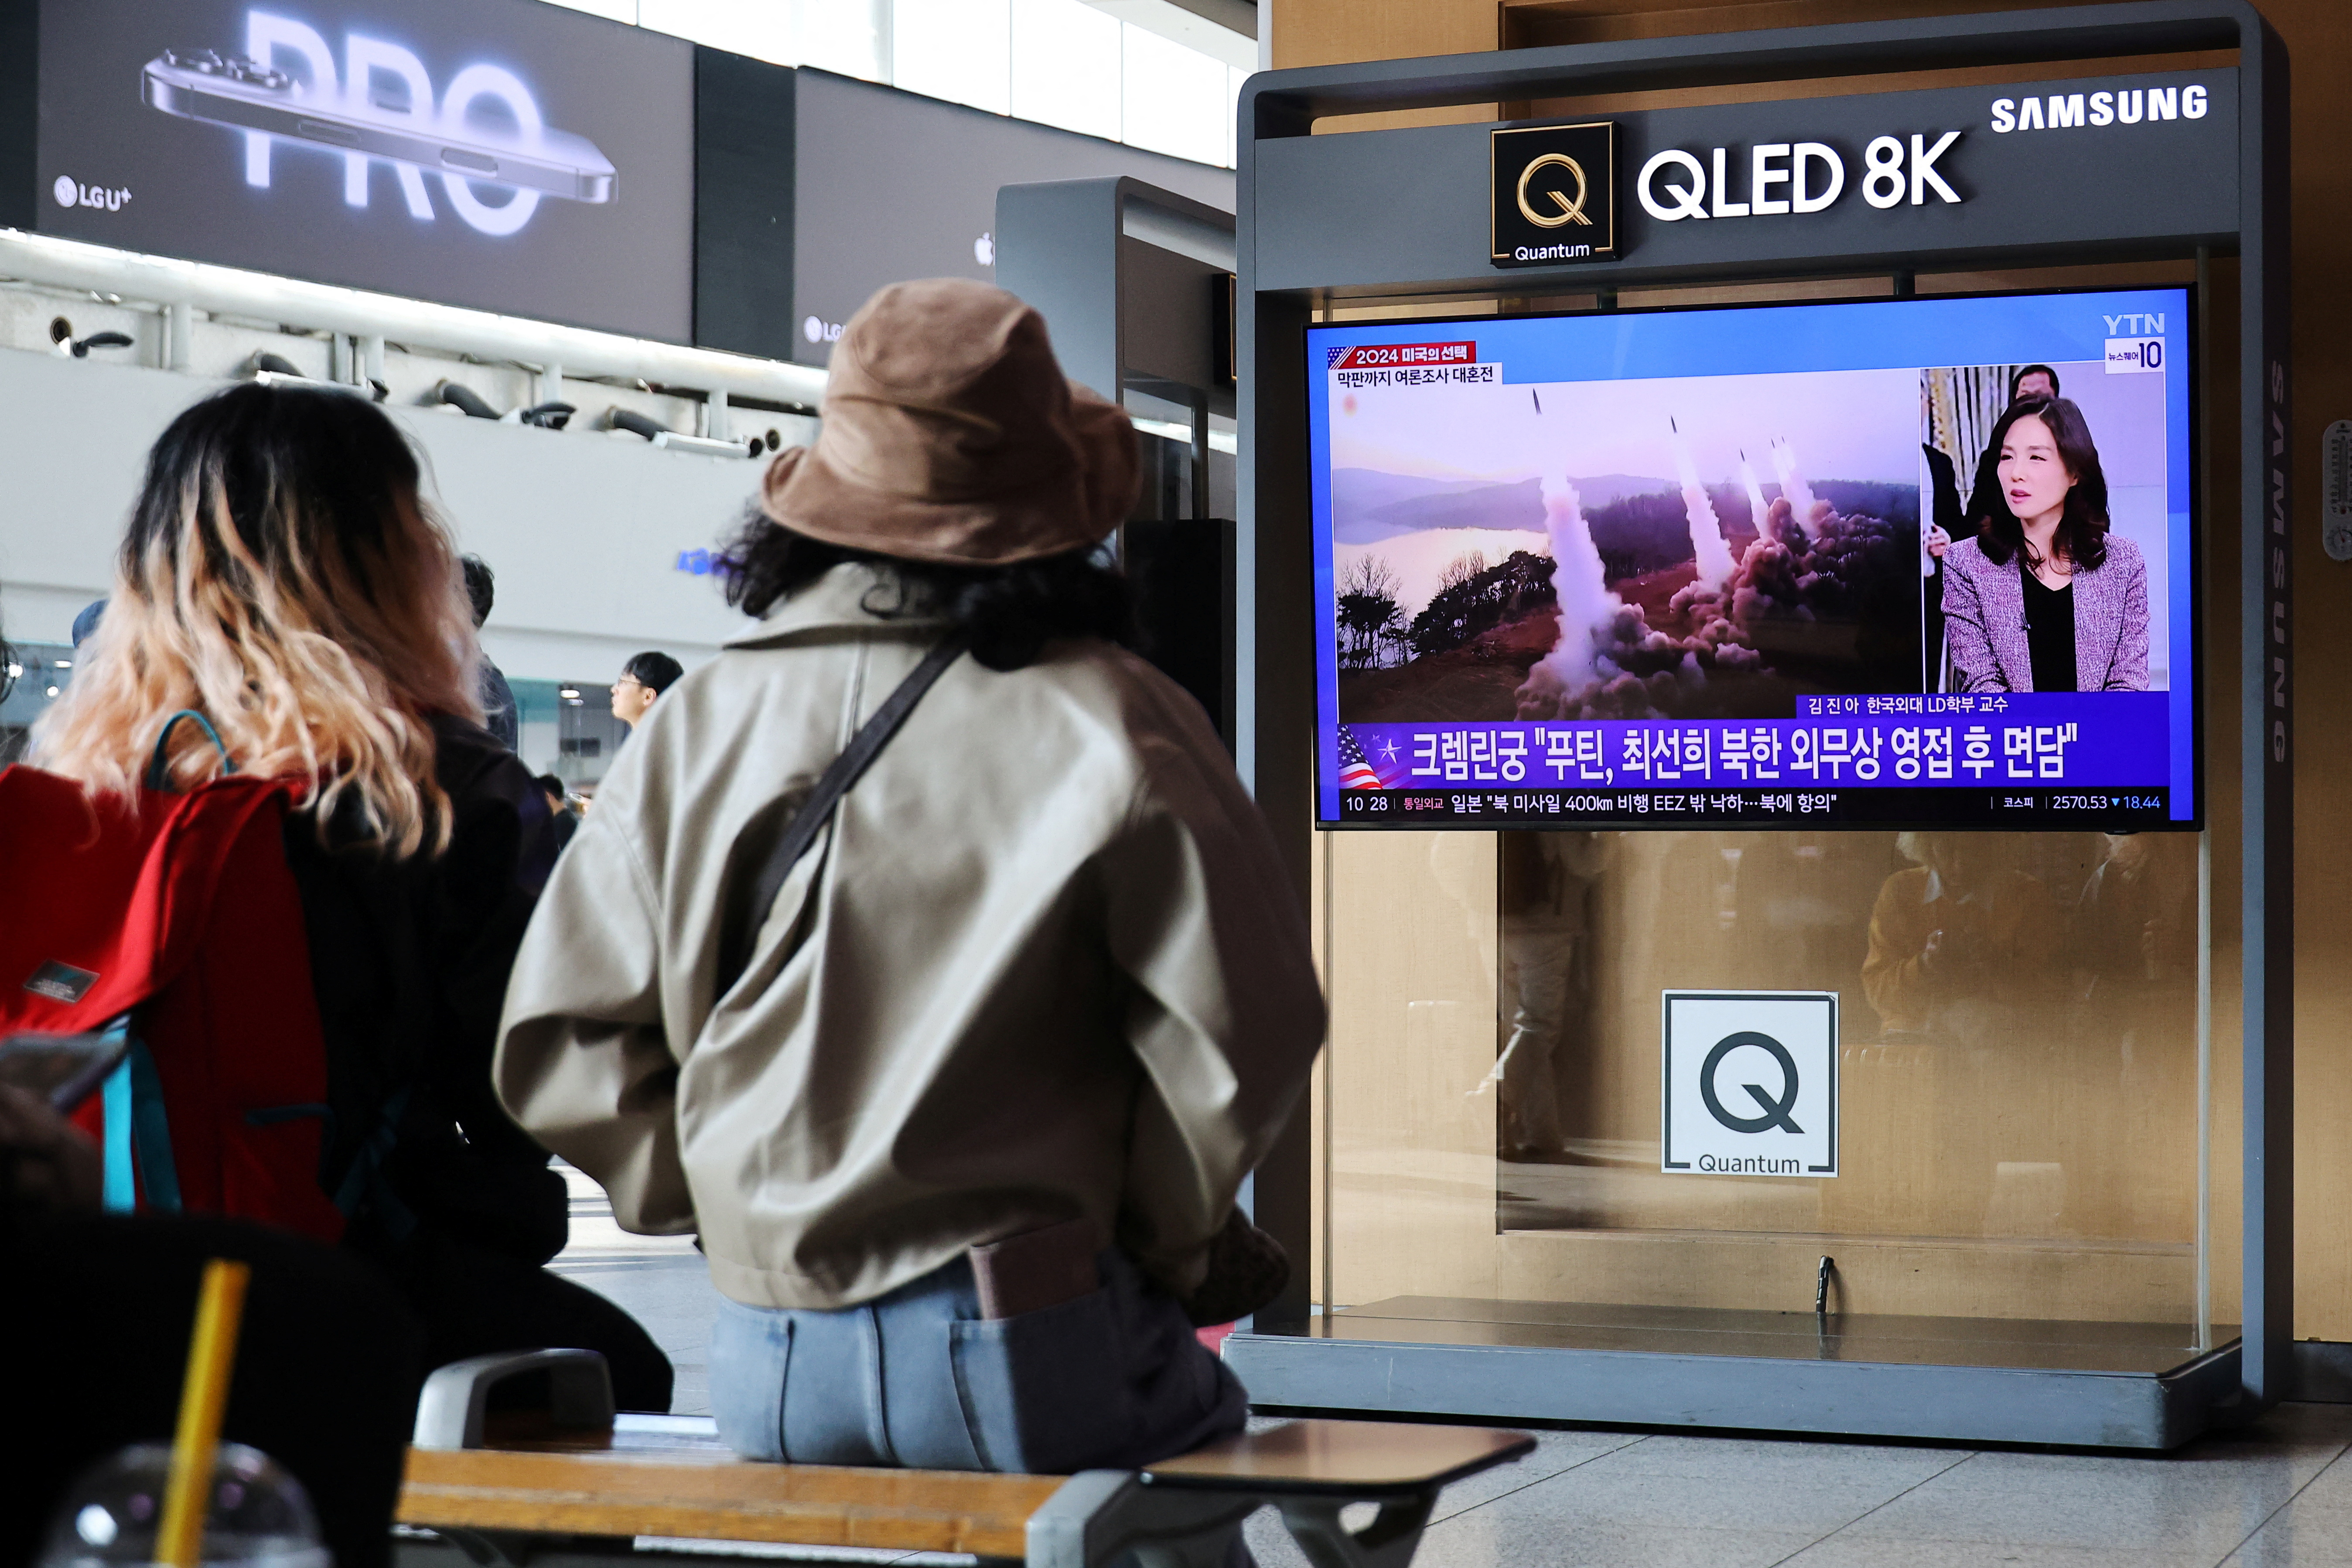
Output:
top-left (0, 345), bottom-right (772, 681)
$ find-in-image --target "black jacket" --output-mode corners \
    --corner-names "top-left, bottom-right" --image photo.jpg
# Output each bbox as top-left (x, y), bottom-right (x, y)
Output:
top-left (283, 716), bottom-right (565, 1264)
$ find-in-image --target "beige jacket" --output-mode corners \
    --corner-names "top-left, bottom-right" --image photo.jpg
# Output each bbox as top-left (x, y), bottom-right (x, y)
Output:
top-left (493, 564), bottom-right (1324, 1311)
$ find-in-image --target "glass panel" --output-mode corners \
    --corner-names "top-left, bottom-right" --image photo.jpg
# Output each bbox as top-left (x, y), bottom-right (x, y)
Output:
top-left (1307, 264), bottom-right (2231, 1377)
top-left (1120, 25), bottom-right (1227, 166)
top-left (1011, 0), bottom-right (1122, 143)
top-left (1318, 823), bottom-right (2217, 1371)
top-left (893, 0), bottom-right (1013, 117)
top-left (638, 0), bottom-right (800, 67)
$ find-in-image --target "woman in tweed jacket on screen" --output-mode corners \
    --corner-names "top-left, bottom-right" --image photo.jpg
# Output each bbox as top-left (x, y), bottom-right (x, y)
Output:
top-left (1941, 395), bottom-right (2150, 693)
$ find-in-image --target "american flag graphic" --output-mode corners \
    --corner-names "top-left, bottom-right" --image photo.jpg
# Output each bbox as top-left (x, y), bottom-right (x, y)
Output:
top-left (1337, 726), bottom-right (1400, 791)
top-left (1326, 345), bottom-right (1350, 368)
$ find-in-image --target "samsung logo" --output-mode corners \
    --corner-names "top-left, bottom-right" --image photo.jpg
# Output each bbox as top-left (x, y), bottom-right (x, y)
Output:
top-left (1991, 84), bottom-right (2210, 133)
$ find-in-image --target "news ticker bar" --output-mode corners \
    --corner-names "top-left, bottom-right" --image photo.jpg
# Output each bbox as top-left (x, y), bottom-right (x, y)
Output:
top-left (1326, 786), bottom-right (2183, 829)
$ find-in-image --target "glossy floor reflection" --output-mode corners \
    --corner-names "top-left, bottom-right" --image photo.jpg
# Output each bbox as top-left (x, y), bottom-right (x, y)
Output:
top-left (1239, 1403), bottom-right (2352, 1568)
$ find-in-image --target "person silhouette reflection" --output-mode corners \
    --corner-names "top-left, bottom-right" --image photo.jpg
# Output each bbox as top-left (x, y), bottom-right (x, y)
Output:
top-left (2072, 833), bottom-right (2195, 999)
top-left (1483, 831), bottom-right (1608, 1160)
top-left (1863, 833), bottom-right (2057, 1044)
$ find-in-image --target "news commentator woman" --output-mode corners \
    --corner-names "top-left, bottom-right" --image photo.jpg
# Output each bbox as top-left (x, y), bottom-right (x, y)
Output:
top-left (1940, 395), bottom-right (2149, 693)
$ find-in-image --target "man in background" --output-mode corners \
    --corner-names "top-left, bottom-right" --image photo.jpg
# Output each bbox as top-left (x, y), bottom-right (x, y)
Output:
top-left (535, 772), bottom-right (580, 853)
top-left (2010, 363), bottom-right (2060, 404)
top-left (610, 651), bottom-right (684, 738)
top-left (461, 556), bottom-right (520, 751)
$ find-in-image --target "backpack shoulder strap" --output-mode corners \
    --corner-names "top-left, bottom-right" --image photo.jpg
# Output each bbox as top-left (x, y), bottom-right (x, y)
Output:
top-left (145, 710), bottom-right (234, 793)
top-left (715, 633), bottom-right (968, 998)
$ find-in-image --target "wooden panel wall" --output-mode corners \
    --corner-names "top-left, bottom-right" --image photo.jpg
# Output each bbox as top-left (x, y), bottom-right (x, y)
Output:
top-left (1282, 0), bottom-right (2343, 1332)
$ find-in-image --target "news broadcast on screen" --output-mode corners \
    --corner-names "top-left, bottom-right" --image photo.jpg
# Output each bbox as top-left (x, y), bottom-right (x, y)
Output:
top-left (1311, 286), bottom-right (2195, 830)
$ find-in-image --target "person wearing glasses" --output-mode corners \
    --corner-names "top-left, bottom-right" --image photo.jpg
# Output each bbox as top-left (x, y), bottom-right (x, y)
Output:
top-left (610, 651), bottom-right (684, 737)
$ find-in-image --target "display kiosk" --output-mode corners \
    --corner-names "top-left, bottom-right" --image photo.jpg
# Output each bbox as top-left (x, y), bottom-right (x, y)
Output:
top-left (1223, 0), bottom-right (2288, 1448)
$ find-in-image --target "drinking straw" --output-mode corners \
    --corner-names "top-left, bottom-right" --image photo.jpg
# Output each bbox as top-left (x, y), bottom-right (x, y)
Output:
top-left (156, 1259), bottom-right (252, 1568)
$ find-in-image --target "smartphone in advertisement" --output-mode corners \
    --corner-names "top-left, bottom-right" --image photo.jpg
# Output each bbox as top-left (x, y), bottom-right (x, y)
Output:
top-left (0, 1032), bottom-right (133, 1112)
top-left (142, 47), bottom-right (617, 202)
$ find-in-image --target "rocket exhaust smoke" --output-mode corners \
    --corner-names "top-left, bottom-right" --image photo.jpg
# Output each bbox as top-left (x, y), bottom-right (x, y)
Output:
top-left (1509, 410), bottom-right (1908, 723)
top-left (1739, 450), bottom-right (1771, 540)
top-left (1526, 476), bottom-right (1619, 690)
top-left (1770, 437), bottom-right (1820, 531)
top-left (1672, 416), bottom-right (1739, 588)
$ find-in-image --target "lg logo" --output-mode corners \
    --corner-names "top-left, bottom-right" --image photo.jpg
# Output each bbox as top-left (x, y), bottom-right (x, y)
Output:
top-left (802, 316), bottom-right (844, 345)
top-left (54, 176), bottom-right (131, 212)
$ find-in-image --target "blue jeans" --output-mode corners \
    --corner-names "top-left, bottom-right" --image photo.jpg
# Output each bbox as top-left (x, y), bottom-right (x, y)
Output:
top-left (710, 1247), bottom-right (1249, 1474)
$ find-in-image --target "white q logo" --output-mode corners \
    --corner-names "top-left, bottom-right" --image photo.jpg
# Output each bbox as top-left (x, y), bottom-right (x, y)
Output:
top-left (1637, 150), bottom-right (1710, 222)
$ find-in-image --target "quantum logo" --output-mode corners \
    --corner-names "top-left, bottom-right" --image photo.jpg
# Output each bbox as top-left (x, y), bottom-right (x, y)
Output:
top-left (1490, 121), bottom-right (1617, 268)
top-left (141, 10), bottom-right (616, 238)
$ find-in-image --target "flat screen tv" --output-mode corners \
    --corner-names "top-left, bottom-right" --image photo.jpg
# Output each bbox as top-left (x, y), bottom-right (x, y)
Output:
top-left (1309, 286), bottom-right (2196, 830)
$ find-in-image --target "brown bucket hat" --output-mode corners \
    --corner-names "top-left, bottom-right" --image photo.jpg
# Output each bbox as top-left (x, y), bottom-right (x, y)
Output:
top-left (758, 279), bottom-right (1140, 566)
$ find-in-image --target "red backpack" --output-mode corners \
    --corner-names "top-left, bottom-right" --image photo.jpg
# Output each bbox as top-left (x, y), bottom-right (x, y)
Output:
top-left (0, 712), bottom-right (345, 1242)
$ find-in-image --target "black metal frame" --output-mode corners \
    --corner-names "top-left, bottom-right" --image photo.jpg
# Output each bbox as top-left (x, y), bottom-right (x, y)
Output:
top-left (1230, 0), bottom-right (2290, 1444)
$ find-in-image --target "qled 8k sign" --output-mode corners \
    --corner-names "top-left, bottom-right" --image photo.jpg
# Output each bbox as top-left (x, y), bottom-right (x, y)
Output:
top-left (38, 0), bottom-right (694, 342)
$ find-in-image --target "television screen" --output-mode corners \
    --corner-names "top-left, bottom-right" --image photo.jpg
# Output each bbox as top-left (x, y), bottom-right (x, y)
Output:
top-left (1310, 287), bottom-right (2195, 830)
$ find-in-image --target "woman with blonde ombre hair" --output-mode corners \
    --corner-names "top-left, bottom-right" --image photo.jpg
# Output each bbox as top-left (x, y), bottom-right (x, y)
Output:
top-left (38, 381), bottom-right (478, 849)
top-left (35, 381), bottom-right (672, 1410)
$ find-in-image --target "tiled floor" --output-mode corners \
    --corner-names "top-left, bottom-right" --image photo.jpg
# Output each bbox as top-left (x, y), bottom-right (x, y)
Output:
top-left (551, 1179), bottom-right (2352, 1566)
top-left (1229, 1407), bottom-right (2352, 1568)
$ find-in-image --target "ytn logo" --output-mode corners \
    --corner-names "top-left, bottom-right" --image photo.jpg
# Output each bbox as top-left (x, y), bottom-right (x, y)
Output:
top-left (2103, 312), bottom-right (2168, 376)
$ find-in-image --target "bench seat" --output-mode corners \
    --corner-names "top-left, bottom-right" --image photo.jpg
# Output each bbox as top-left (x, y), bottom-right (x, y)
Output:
top-left (396, 1351), bottom-right (1533, 1568)
top-left (403, 1420), bottom-right (1061, 1558)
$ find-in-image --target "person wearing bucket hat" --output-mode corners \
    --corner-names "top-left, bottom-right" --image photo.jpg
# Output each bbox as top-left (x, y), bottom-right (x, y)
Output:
top-left (496, 280), bottom-right (1323, 1479)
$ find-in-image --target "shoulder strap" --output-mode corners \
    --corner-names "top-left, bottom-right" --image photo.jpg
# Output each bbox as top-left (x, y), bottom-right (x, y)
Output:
top-left (716, 633), bottom-right (968, 997)
top-left (145, 709), bottom-right (234, 793)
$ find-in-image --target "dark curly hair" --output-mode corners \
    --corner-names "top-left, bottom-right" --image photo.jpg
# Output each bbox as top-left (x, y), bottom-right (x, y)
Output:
top-left (1971, 395), bottom-right (2110, 573)
top-left (717, 510), bottom-right (1135, 672)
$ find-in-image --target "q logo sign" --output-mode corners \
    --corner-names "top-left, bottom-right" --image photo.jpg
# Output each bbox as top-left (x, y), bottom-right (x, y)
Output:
top-left (1662, 991), bottom-right (1838, 1177)
top-left (1491, 121), bottom-right (1615, 267)
top-left (1516, 154), bottom-right (1591, 229)
top-left (1700, 1032), bottom-right (1805, 1134)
